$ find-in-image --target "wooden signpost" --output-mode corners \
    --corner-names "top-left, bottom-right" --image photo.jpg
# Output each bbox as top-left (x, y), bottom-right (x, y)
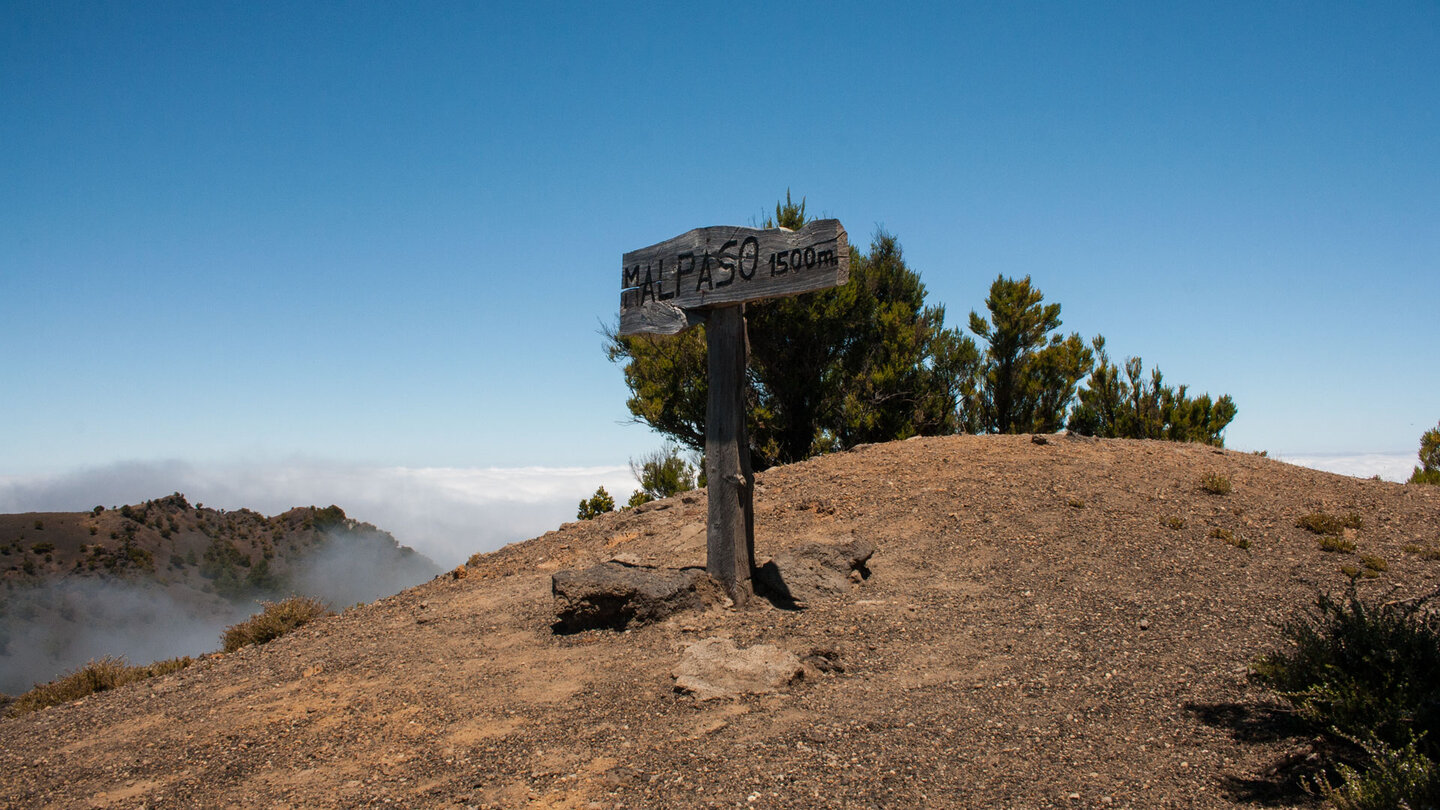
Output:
top-left (618, 220), bottom-right (850, 602)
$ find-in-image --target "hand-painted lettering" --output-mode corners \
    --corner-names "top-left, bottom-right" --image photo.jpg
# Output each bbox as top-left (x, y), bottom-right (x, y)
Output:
top-left (714, 239), bottom-right (737, 288)
top-left (739, 236), bottom-right (759, 280)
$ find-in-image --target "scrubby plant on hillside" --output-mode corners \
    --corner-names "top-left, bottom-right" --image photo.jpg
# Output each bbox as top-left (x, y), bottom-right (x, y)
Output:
top-left (1199, 473), bottom-right (1232, 495)
top-left (1297, 511), bottom-right (1363, 536)
top-left (627, 445), bottom-right (698, 507)
top-left (3, 655), bottom-right (192, 718)
top-left (1252, 587), bottom-right (1440, 807)
top-left (221, 596), bottom-right (332, 653)
top-left (1409, 421), bottom-right (1440, 486)
top-left (577, 487), bottom-right (616, 520)
top-left (1067, 336), bottom-right (1237, 446)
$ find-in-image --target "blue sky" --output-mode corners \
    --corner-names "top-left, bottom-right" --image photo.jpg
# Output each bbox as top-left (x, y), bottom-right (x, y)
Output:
top-left (3, 3), bottom-right (1437, 535)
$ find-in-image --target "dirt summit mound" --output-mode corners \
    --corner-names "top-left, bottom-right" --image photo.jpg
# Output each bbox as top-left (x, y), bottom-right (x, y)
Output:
top-left (2, 435), bottom-right (1438, 809)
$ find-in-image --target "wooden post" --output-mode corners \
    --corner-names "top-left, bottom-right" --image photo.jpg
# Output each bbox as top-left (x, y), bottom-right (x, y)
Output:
top-left (618, 220), bottom-right (849, 605)
top-left (704, 304), bottom-right (755, 603)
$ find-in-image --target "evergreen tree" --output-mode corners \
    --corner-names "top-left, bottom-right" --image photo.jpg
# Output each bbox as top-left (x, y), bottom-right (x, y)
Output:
top-left (967, 275), bottom-right (1092, 434)
top-left (577, 487), bottom-right (615, 520)
top-left (1409, 422), bottom-right (1440, 485)
top-left (1068, 336), bottom-right (1237, 446)
top-left (607, 193), bottom-right (977, 469)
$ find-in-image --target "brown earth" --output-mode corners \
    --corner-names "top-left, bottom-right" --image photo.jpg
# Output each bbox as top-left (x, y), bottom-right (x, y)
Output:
top-left (2, 435), bottom-right (1438, 809)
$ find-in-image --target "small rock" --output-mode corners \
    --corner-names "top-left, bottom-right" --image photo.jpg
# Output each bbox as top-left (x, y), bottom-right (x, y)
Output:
top-left (674, 637), bottom-right (805, 700)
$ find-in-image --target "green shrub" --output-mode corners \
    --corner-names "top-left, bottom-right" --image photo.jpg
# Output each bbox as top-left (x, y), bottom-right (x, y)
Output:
top-left (1321, 737), bottom-right (1440, 810)
top-left (1162, 516), bottom-right (1186, 530)
top-left (1199, 473), bottom-right (1231, 495)
top-left (577, 486), bottom-right (616, 520)
top-left (1407, 422), bottom-right (1439, 486)
top-left (221, 596), bottom-right (332, 652)
top-left (1253, 588), bottom-right (1440, 805)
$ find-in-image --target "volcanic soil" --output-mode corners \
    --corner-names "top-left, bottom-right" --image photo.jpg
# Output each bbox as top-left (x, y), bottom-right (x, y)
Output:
top-left (2, 435), bottom-right (1438, 809)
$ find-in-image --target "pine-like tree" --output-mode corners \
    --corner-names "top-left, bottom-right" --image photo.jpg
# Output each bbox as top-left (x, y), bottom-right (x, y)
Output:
top-left (1409, 422), bottom-right (1440, 485)
top-left (607, 193), bottom-right (977, 469)
top-left (967, 275), bottom-right (1093, 434)
top-left (1068, 336), bottom-right (1237, 446)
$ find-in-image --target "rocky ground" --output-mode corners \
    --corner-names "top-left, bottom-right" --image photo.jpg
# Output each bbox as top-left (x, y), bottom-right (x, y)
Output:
top-left (2, 434), bottom-right (1438, 809)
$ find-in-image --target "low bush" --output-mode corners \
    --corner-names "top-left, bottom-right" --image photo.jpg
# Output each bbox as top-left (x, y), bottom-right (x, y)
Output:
top-left (1252, 587), bottom-right (1440, 807)
top-left (3, 655), bottom-right (192, 718)
top-left (221, 596), bottom-right (332, 652)
top-left (1297, 511), bottom-right (1363, 536)
top-left (1320, 536), bottom-right (1359, 554)
top-left (1199, 473), bottom-right (1231, 495)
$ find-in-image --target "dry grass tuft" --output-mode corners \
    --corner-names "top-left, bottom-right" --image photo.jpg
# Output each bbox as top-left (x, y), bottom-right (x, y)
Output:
top-left (222, 596), bottom-right (333, 653)
top-left (3, 655), bottom-right (192, 718)
top-left (1297, 511), bottom-right (1364, 536)
top-left (1199, 473), bottom-right (1232, 495)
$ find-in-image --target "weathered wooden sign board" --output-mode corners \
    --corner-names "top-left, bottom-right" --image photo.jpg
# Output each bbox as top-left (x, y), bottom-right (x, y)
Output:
top-left (619, 219), bottom-right (849, 337)
top-left (618, 220), bottom-right (850, 602)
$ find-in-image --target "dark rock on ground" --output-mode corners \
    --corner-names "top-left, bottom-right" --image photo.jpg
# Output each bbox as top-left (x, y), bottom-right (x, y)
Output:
top-left (755, 538), bottom-right (876, 606)
top-left (551, 561), bottom-right (723, 632)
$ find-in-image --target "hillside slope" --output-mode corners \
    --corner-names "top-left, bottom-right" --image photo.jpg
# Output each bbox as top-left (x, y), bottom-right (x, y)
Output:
top-left (0, 497), bottom-right (439, 693)
top-left (1, 435), bottom-right (1438, 809)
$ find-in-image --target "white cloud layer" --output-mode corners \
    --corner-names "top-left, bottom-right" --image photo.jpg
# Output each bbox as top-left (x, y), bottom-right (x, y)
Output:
top-left (2, 451), bottom-right (1421, 569)
top-left (0, 461), bottom-right (641, 566)
top-left (1276, 452), bottom-right (1416, 483)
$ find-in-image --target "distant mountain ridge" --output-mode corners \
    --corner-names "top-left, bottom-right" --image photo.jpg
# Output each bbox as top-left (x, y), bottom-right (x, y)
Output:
top-left (0, 495), bottom-right (440, 694)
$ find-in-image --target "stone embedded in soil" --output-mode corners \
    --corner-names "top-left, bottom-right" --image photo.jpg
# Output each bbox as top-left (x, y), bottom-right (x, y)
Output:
top-left (672, 637), bottom-right (806, 700)
top-left (551, 561), bottom-right (723, 632)
top-left (754, 538), bottom-right (876, 605)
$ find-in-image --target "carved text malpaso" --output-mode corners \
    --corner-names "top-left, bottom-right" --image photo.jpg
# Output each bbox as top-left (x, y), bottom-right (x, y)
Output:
top-left (618, 219), bottom-right (849, 336)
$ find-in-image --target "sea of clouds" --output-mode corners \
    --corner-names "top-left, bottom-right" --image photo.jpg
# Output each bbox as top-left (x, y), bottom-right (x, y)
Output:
top-left (0, 460), bottom-right (643, 567)
top-left (0, 452), bottom-right (1418, 566)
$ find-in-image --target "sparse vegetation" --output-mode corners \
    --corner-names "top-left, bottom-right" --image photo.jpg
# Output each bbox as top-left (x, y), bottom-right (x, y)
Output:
top-left (1209, 527), bottom-right (1249, 549)
top-left (1361, 555), bottom-right (1388, 573)
top-left (628, 444), bottom-right (698, 507)
top-left (1252, 587), bottom-right (1440, 808)
top-left (1162, 516), bottom-right (1186, 530)
top-left (1066, 497), bottom-right (1085, 509)
top-left (577, 486), bottom-right (616, 520)
top-left (1068, 336), bottom-right (1237, 446)
top-left (3, 655), bottom-right (193, 718)
top-left (1297, 511), bottom-right (1363, 536)
top-left (1320, 536), bottom-right (1359, 553)
top-left (1408, 421), bottom-right (1440, 486)
top-left (1199, 473), bottom-right (1231, 495)
top-left (221, 596), bottom-right (332, 653)
top-left (1404, 543), bottom-right (1440, 561)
